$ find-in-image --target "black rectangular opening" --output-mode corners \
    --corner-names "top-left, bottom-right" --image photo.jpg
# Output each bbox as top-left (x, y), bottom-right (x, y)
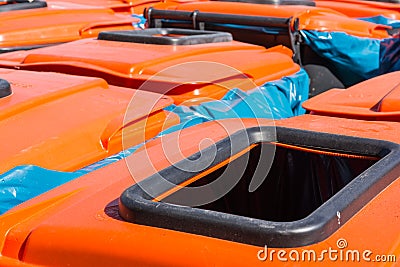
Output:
top-left (171, 143), bottom-right (377, 222)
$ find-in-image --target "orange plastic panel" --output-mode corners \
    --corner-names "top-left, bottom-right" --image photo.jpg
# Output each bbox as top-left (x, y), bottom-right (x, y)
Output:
top-left (46, 0), bottom-right (209, 15)
top-left (0, 68), bottom-right (177, 173)
top-left (303, 71), bottom-right (400, 121)
top-left (160, 2), bottom-right (390, 38)
top-left (0, 38), bottom-right (298, 104)
top-left (0, 4), bottom-right (137, 51)
top-left (316, 0), bottom-right (400, 19)
top-left (0, 117), bottom-right (398, 266)
top-left (46, 0), bottom-right (140, 14)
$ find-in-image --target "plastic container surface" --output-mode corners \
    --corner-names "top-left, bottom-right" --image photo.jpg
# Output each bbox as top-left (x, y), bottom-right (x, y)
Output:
top-left (315, 0), bottom-right (400, 19)
top-left (0, 2), bottom-right (137, 52)
top-left (46, 0), bottom-right (140, 14)
top-left (0, 68), bottom-right (177, 174)
top-left (45, 0), bottom-right (210, 15)
top-left (303, 71), bottom-right (400, 121)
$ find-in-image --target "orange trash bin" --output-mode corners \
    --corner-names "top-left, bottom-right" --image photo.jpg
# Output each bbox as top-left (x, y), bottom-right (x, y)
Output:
top-left (0, 115), bottom-right (398, 266)
top-left (0, 28), bottom-right (301, 104)
top-left (0, 1), bottom-right (137, 53)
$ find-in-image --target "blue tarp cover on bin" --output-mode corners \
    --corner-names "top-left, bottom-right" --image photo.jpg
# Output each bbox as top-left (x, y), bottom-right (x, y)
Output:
top-left (0, 69), bottom-right (309, 214)
top-left (358, 15), bottom-right (400, 30)
top-left (301, 30), bottom-right (400, 86)
top-left (0, 166), bottom-right (81, 214)
top-left (161, 68), bottom-right (309, 136)
top-left (380, 36), bottom-right (400, 74)
top-left (0, 143), bottom-right (143, 215)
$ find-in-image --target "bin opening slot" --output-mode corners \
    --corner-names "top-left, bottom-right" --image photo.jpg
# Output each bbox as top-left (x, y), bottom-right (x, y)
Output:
top-left (98, 28), bottom-right (233, 45)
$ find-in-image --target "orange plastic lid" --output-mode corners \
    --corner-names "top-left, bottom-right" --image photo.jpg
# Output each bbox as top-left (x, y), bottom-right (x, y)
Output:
top-left (45, 0), bottom-right (211, 14)
top-left (303, 71), bottom-right (400, 121)
top-left (0, 34), bottom-right (299, 104)
top-left (45, 0), bottom-right (142, 14)
top-left (0, 68), bottom-right (177, 173)
top-left (316, 0), bottom-right (400, 19)
top-left (161, 2), bottom-right (390, 38)
top-left (0, 3), bottom-right (137, 52)
top-left (0, 117), bottom-right (399, 266)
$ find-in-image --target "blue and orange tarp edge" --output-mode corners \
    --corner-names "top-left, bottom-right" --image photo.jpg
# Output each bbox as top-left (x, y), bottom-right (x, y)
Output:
top-left (358, 15), bottom-right (400, 30)
top-left (158, 68), bottom-right (309, 135)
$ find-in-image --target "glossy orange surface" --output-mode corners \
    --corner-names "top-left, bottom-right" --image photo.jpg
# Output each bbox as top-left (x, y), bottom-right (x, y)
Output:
top-left (0, 68), bottom-right (178, 173)
top-left (303, 71), bottom-right (400, 121)
top-left (0, 116), bottom-right (398, 266)
top-left (46, 0), bottom-right (209, 14)
top-left (0, 38), bottom-right (298, 105)
top-left (0, 3), bottom-right (137, 51)
top-left (316, 0), bottom-right (400, 19)
top-left (46, 0), bottom-right (141, 14)
top-left (157, 1), bottom-right (390, 38)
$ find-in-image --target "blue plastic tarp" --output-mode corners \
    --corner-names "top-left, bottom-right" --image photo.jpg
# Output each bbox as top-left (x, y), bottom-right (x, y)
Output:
top-left (301, 30), bottom-right (400, 86)
top-left (380, 37), bottom-right (400, 74)
top-left (132, 14), bottom-right (146, 29)
top-left (358, 15), bottom-right (400, 31)
top-left (0, 69), bottom-right (309, 214)
top-left (0, 144), bottom-right (143, 215)
top-left (0, 165), bottom-right (81, 214)
top-left (161, 68), bottom-right (309, 135)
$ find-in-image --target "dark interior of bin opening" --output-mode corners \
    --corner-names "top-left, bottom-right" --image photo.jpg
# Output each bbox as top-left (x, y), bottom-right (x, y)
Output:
top-left (162, 143), bottom-right (378, 222)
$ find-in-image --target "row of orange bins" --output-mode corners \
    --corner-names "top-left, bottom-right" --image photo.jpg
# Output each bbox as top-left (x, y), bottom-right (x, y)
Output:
top-left (0, 0), bottom-right (399, 52)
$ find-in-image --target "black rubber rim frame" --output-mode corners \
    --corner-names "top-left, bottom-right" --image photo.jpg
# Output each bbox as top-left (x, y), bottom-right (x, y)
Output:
top-left (120, 126), bottom-right (400, 247)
